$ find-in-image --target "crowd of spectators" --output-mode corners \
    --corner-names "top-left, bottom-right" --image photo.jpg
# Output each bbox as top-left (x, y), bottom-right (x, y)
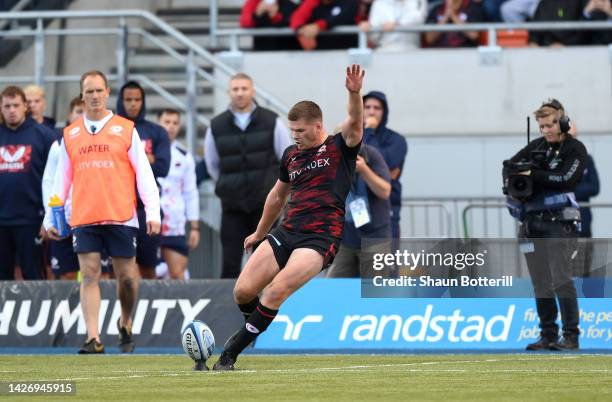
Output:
top-left (240, 0), bottom-right (611, 50)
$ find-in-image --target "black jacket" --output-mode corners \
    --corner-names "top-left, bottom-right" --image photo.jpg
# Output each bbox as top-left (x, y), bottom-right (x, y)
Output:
top-left (574, 154), bottom-right (599, 236)
top-left (529, 0), bottom-right (588, 46)
top-left (505, 135), bottom-right (587, 199)
top-left (210, 107), bottom-right (279, 212)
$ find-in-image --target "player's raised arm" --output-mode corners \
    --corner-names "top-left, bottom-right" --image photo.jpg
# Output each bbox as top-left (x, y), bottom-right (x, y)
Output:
top-left (340, 64), bottom-right (365, 148)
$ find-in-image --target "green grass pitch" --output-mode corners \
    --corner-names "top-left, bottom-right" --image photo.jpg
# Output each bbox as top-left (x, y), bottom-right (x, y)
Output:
top-left (1, 354), bottom-right (611, 401)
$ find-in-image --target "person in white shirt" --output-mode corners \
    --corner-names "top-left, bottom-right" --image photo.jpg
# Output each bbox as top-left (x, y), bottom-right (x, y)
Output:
top-left (42, 96), bottom-right (83, 280)
top-left (44, 70), bottom-right (160, 354)
top-left (362, 0), bottom-right (428, 51)
top-left (157, 108), bottom-right (200, 280)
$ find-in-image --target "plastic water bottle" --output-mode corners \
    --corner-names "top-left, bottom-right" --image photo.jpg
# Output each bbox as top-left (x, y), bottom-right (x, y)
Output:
top-left (49, 195), bottom-right (69, 237)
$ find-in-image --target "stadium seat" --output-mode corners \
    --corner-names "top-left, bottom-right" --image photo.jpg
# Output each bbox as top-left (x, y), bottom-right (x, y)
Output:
top-left (496, 29), bottom-right (529, 47)
top-left (480, 30), bottom-right (529, 48)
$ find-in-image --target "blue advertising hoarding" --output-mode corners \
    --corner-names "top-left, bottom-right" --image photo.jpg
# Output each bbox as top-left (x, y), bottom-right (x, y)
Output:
top-left (254, 279), bottom-right (612, 350)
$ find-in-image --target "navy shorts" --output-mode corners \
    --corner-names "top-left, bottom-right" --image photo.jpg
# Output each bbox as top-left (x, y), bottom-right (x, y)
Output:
top-left (50, 236), bottom-right (80, 275)
top-left (72, 225), bottom-right (137, 258)
top-left (136, 208), bottom-right (161, 267)
top-left (266, 227), bottom-right (338, 270)
top-left (161, 235), bottom-right (189, 257)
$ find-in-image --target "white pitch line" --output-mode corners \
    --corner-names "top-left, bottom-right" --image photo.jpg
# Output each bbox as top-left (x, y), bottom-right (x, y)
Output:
top-left (35, 355), bottom-right (597, 382)
top-left (208, 356), bottom-right (583, 374)
top-left (45, 367), bottom-right (612, 382)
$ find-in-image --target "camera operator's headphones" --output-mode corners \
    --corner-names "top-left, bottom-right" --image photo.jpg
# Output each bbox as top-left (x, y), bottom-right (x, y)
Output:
top-left (541, 99), bottom-right (571, 134)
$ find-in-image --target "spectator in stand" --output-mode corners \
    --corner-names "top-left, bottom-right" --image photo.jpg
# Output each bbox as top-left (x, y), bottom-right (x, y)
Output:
top-left (500, 0), bottom-right (540, 22)
top-left (157, 108), bottom-right (200, 280)
top-left (424, 0), bottom-right (485, 47)
top-left (290, 0), bottom-right (359, 50)
top-left (240, 0), bottom-right (302, 50)
top-left (24, 85), bottom-right (56, 129)
top-left (241, 0), bottom-right (299, 27)
top-left (528, 0), bottom-right (587, 47)
top-left (481, 0), bottom-right (509, 21)
top-left (582, 0), bottom-right (611, 45)
top-left (362, 0), bottom-right (428, 51)
top-left (0, 86), bottom-right (55, 280)
top-left (357, 0), bottom-right (375, 24)
top-left (326, 144), bottom-right (391, 278)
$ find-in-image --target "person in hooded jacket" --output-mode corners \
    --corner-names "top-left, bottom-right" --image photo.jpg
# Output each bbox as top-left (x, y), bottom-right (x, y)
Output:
top-left (362, 91), bottom-right (407, 242)
top-left (0, 85), bottom-right (55, 280)
top-left (116, 81), bottom-right (171, 279)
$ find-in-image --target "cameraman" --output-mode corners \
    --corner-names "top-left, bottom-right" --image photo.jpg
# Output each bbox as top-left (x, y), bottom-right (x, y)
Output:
top-left (503, 100), bottom-right (587, 351)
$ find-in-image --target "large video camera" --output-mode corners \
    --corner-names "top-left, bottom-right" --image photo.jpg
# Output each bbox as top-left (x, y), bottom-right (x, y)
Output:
top-left (502, 150), bottom-right (547, 200)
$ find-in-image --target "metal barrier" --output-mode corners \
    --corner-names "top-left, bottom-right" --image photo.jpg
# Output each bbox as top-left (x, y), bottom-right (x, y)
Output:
top-left (462, 202), bottom-right (513, 239)
top-left (462, 202), bottom-right (612, 239)
top-left (190, 191), bottom-right (612, 275)
top-left (401, 200), bottom-right (452, 238)
top-left (212, 18), bottom-right (612, 65)
top-left (0, 9), bottom-right (291, 153)
top-left (401, 196), bottom-right (508, 238)
top-left (0, 0), bottom-right (31, 31)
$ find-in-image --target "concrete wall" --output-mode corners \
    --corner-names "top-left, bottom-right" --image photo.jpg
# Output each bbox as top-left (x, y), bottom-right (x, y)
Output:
top-left (216, 47), bottom-right (612, 136)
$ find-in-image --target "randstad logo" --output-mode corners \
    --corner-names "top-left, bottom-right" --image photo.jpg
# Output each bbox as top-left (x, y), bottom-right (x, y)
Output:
top-left (338, 305), bottom-right (515, 343)
top-left (273, 315), bottom-right (323, 340)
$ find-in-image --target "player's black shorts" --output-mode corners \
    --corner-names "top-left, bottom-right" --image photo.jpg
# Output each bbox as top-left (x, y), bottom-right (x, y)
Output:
top-left (136, 208), bottom-right (161, 267)
top-left (161, 235), bottom-right (189, 257)
top-left (50, 236), bottom-right (79, 276)
top-left (266, 227), bottom-right (338, 270)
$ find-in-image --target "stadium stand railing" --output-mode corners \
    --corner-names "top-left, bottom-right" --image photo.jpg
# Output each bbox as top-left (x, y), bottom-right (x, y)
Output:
top-left (0, 9), bottom-right (290, 154)
top-left (213, 21), bottom-right (612, 66)
top-left (207, 0), bottom-right (610, 57)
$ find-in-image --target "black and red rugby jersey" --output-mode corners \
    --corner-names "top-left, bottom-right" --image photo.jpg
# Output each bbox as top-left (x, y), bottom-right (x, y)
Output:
top-left (279, 133), bottom-right (360, 240)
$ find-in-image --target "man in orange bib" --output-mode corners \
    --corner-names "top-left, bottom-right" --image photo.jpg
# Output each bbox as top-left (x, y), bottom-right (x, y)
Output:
top-left (44, 70), bottom-right (161, 354)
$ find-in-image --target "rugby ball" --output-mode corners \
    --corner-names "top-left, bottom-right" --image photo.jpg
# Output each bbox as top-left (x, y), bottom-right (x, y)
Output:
top-left (181, 320), bottom-right (215, 362)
